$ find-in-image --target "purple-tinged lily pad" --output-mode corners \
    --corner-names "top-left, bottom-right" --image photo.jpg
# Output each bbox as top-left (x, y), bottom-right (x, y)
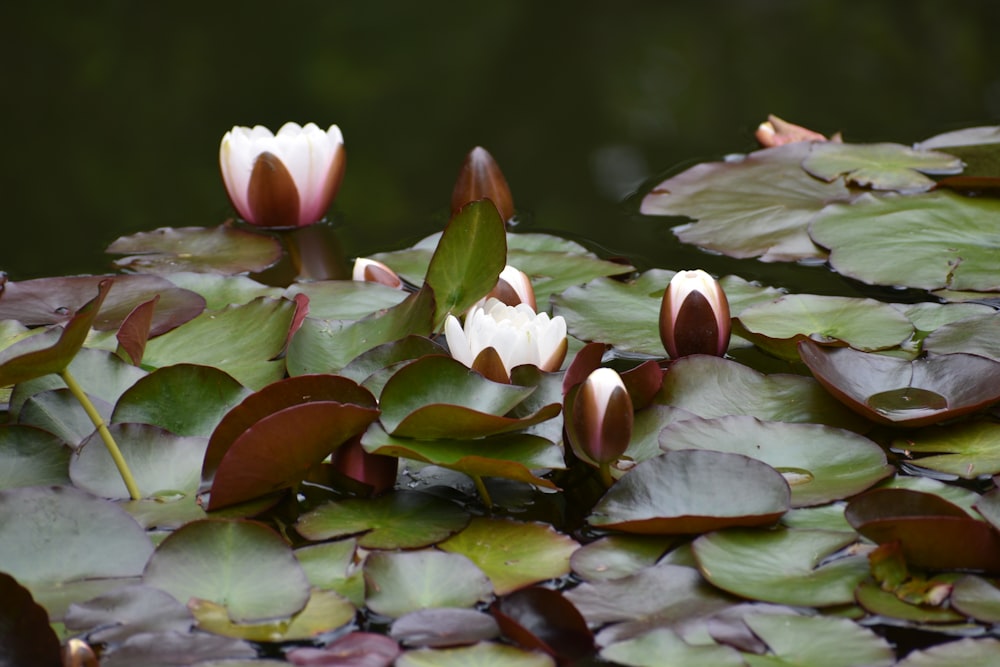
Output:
top-left (99, 631), bottom-right (257, 667)
top-left (809, 191), bottom-right (1000, 291)
top-left (0, 424), bottom-right (71, 488)
top-left (63, 584), bottom-right (194, 644)
top-left (364, 550), bottom-right (493, 618)
top-left (115, 295), bottom-right (158, 364)
top-left (107, 224), bottom-right (283, 275)
top-left (802, 142), bottom-right (962, 194)
top-left (845, 488), bottom-right (1000, 572)
top-left (395, 642), bottom-right (555, 667)
top-left (588, 450), bottom-right (790, 534)
top-left (895, 638), bottom-right (1000, 666)
top-left (143, 518), bottom-right (310, 623)
top-left (659, 415), bottom-right (892, 507)
top-left (0, 572), bottom-right (62, 667)
top-left (391, 608), bottom-right (500, 648)
top-left (438, 517), bottom-right (579, 595)
top-left (640, 142), bottom-right (852, 262)
top-left (287, 631), bottom-right (402, 667)
top-left (692, 528), bottom-right (869, 607)
top-left (798, 339), bottom-right (1000, 427)
top-left (491, 587), bottom-right (593, 662)
top-left (295, 491), bottom-right (469, 549)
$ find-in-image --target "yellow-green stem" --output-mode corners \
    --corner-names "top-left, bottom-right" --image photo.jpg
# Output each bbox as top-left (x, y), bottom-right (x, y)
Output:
top-left (60, 369), bottom-right (141, 500)
top-left (599, 461), bottom-right (614, 488)
top-left (472, 475), bottom-right (493, 509)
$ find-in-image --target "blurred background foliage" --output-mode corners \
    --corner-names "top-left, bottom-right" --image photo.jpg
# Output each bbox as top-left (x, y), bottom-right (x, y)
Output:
top-left (3, 0), bottom-right (999, 280)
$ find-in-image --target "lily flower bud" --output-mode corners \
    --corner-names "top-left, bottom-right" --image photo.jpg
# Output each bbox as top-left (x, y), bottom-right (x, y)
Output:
top-left (475, 265), bottom-right (537, 311)
top-left (572, 367), bottom-right (634, 465)
top-left (451, 146), bottom-right (515, 222)
top-left (219, 122), bottom-right (346, 228)
top-left (660, 270), bottom-right (731, 359)
top-left (445, 298), bottom-right (567, 383)
top-left (352, 257), bottom-right (404, 290)
top-left (755, 114), bottom-right (831, 148)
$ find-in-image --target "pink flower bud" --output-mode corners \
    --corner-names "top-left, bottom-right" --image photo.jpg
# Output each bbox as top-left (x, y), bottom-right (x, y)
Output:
top-left (755, 114), bottom-right (831, 148)
top-left (352, 257), bottom-right (403, 289)
top-left (220, 122), bottom-right (345, 228)
top-left (660, 270), bottom-right (731, 359)
top-left (572, 368), bottom-right (633, 465)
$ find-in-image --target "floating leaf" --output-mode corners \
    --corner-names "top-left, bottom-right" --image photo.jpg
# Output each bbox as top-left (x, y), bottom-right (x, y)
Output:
top-left (287, 631), bottom-right (401, 667)
top-left (895, 638), bottom-right (1000, 666)
top-left (364, 550), bottom-right (493, 618)
top-left (191, 588), bottom-right (355, 641)
top-left (951, 575), bottom-right (1000, 623)
top-left (395, 642), bottom-right (555, 667)
top-left (338, 335), bottom-right (446, 385)
top-left (295, 540), bottom-right (364, 606)
top-left (63, 584), bottom-right (194, 644)
top-left (923, 312), bottom-right (1000, 361)
top-left (438, 517), bottom-right (579, 595)
top-left (659, 415), bottom-right (892, 506)
top-left (391, 608), bottom-right (500, 648)
top-left (640, 142), bottom-right (852, 262)
top-left (0, 424), bottom-right (71, 488)
top-left (296, 491), bottom-right (469, 549)
top-left (491, 587), bottom-right (593, 662)
top-left (892, 420), bottom-right (1000, 479)
top-left (97, 630), bottom-right (256, 666)
top-left (798, 339), bottom-right (1000, 427)
top-left (107, 224), bottom-right (282, 275)
top-left (601, 627), bottom-right (744, 667)
top-left (569, 534), bottom-right (677, 582)
top-left (740, 612), bottom-right (895, 667)
top-left (588, 450), bottom-right (790, 534)
top-left (802, 142), bottom-right (962, 193)
top-left (810, 191), bottom-right (1000, 291)
top-left (855, 580), bottom-right (964, 624)
top-left (692, 528), bottom-right (868, 607)
top-left (143, 518), bottom-right (310, 623)
top-left (285, 280), bottom-right (409, 320)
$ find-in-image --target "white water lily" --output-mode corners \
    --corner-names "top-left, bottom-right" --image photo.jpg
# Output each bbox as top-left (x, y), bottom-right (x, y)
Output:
top-left (445, 298), bottom-right (567, 380)
top-left (471, 264), bottom-right (537, 311)
top-left (219, 122), bottom-right (345, 228)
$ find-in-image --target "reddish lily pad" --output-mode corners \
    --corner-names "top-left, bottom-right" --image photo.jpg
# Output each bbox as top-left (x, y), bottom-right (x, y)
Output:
top-left (802, 142), bottom-right (962, 194)
top-left (107, 224), bottom-right (283, 275)
top-left (295, 491), bottom-right (470, 549)
top-left (588, 449), bottom-right (791, 534)
top-left (364, 550), bottom-right (493, 618)
top-left (798, 339), bottom-right (1000, 427)
top-left (640, 142), bottom-right (852, 262)
top-left (0, 572), bottom-right (63, 667)
top-left (438, 517), bottom-right (579, 595)
top-left (287, 632), bottom-right (402, 667)
top-left (490, 587), bottom-right (593, 662)
top-left (846, 488), bottom-right (1000, 572)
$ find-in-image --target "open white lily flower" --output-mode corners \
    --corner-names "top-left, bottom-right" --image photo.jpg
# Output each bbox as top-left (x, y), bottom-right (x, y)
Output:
top-left (219, 122), bottom-right (345, 228)
top-left (445, 298), bottom-right (567, 381)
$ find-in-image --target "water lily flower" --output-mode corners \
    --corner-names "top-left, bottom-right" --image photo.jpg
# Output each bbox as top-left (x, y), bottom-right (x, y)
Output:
top-left (451, 146), bottom-right (515, 222)
top-left (755, 114), bottom-right (840, 148)
top-left (572, 367), bottom-right (633, 467)
top-left (219, 122), bottom-right (345, 228)
top-left (445, 298), bottom-right (567, 382)
top-left (660, 269), bottom-right (731, 359)
top-left (352, 257), bottom-right (404, 290)
top-left (474, 264), bottom-right (537, 310)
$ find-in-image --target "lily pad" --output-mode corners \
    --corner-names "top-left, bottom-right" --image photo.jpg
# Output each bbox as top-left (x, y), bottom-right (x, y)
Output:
top-left (659, 415), bottom-right (892, 506)
top-left (163, 271), bottom-right (283, 309)
top-left (0, 572), bottom-right (63, 667)
top-left (295, 539), bottom-right (364, 606)
top-left (364, 550), bottom-right (493, 618)
top-left (809, 191), bottom-right (1000, 291)
top-left (569, 534), bottom-right (677, 582)
top-left (736, 293), bottom-right (913, 358)
top-left (656, 354), bottom-right (868, 430)
top-left (950, 575), bottom-right (1000, 623)
top-left (802, 142), bottom-right (962, 194)
top-left (798, 339), bottom-right (1000, 427)
top-left (99, 630), bottom-right (257, 666)
top-left (337, 335), bottom-right (446, 385)
top-left (854, 580), bottom-right (965, 624)
top-left (285, 280), bottom-right (409, 320)
top-left (0, 485), bottom-right (154, 619)
top-left (692, 528), bottom-right (868, 607)
top-left (600, 627), bottom-right (744, 667)
top-left (438, 517), bottom-right (579, 595)
top-left (395, 642), bottom-right (555, 667)
top-left (740, 612), bottom-right (895, 667)
top-left (490, 587), bottom-right (593, 662)
top-left (107, 224), bottom-right (283, 275)
top-left (295, 491), bottom-right (470, 549)
top-left (917, 126), bottom-right (1000, 150)
top-left (142, 518), bottom-right (310, 623)
top-left (923, 312), bottom-right (1000, 361)
top-left (640, 142), bottom-right (852, 262)
top-left (287, 632), bottom-right (402, 667)
top-left (588, 449), bottom-right (791, 534)
top-left (17, 387), bottom-right (109, 447)
top-left (892, 420), bottom-right (1000, 479)
top-left (391, 608), bottom-right (500, 648)
top-left (895, 638), bottom-right (1000, 666)
top-left (0, 424), bottom-right (71, 488)
top-left (63, 584), bottom-right (194, 644)
top-left (190, 588), bottom-right (355, 641)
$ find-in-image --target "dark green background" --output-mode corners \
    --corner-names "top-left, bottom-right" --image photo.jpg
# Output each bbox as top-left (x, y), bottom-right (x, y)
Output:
top-left (4, 0), bottom-right (999, 281)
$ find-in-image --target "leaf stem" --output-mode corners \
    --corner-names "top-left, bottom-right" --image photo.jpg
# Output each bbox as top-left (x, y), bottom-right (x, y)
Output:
top-left (471, 474), bottom-right (493, 509)
top-left (60, 369), bottom-right (141, 500)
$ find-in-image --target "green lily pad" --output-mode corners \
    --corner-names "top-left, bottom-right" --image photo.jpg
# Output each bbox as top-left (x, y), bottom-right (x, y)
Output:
top-left (656, 354), bottom-right (867, 430)
top-left (950, 575), bottom-right (1000, 623)
top-left (362, 423), bottom-right (563, 490)
top-left (287, 287), bottom-right (435, 374)
top-left (897, 302), bottom-right (996, 335)
top-left (395, 642), bottom-right (555, 667)
top-left (588, 450), bottom-right (790, 534)
top-left (63, 584), bottom-right (194, 644)
top-left (659, 415), bottom-right (892, 506)
top-left (802, 142), bottom-right (962, 194)
top-left (295, 491), bottom-right (470, 549)
top-left (0, 572), bottom-right (63, 667)
top-left (338, 335), bottom-right (446, 385)
top-left (895, 638), bottom-right (1000, 666)
top-left (111, 364), bottom-right (250, 437)
top-left (640, 142), bottom-right (852, 262)
top-left (17, 387), bottom-right (110, 447)
top-left (880, 475), bottom-right (983, 517)
top-left (975, 488), bottom-right (1000, 533)
top-left (918, 126), bottom-right (1000, 150)
top-left (190, 588), bottom-right (355, 641)
top-left (71, 423), bottom-right (207, 498)
top-left (736, 294), bottom-right (913, 358)
top-left (892, 420), bottom-right (1000, 479)
top-left (142, 296), bottom-right (298, 390)
top-left (780, 503), bottom-right (854, 533)
top-left (438, 517), bottom-right (579, 595)
top-left (379, 355), bottom-right (552, 438)
top-left (285, 280), bottom-right (409, 320)
top-left (740, 612), bottom-right (895, 667)
top-left (120, 493), bottom-right (208, 530)
top-left (569, 534), bottom-right (678, 582)
top-left (692, 528), bottom-right (868, 607)
top-left (0, 424), bottom-right (71, 488)
top-left (142, 518), bottom-right (310, 623)
top-left (295, 539), bottom-right (365, 606)
top-left (809, 191), bottom-right (1000, 291)
top-left (924, 312), bottom-right (1000, 361)
top-left (364, 550), bottom-right (493, 618)
top-left (854, 580), bottom-right (965, 624)
top-left (107, 224), bottom-right (283, 275)
top-left (163, 271), bottom-right (283, 309)
top-left (0, 486), bottom-right (154, 619)
top-left (601, 627), bottom-right (745, 667)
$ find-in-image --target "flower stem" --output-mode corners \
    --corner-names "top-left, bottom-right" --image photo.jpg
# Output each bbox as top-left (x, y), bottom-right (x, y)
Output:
top-left (471, 475), bottom-right (493, 509)
top-left (599, 461), bottom-right (615, 488)
top-left (60, 369), bottom-right (141, 500)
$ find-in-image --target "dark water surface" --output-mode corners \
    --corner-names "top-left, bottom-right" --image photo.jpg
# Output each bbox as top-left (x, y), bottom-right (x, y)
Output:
top-left (4, 0), bottom-right (1000, 285)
